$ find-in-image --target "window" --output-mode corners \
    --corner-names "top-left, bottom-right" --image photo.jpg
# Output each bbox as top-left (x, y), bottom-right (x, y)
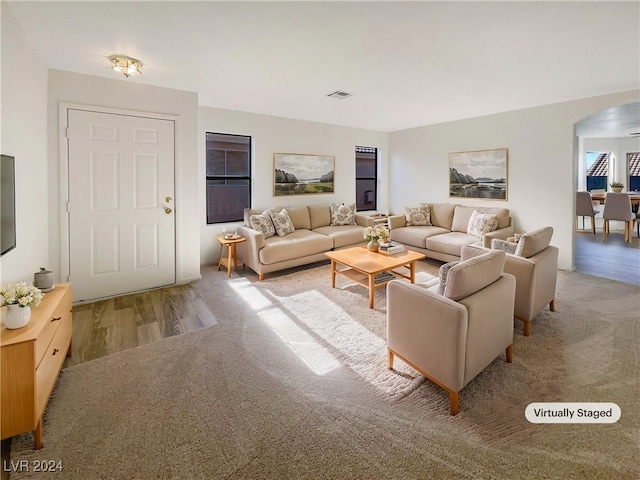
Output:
top-left (355, 146), bottom-right (377, 211)
top-left (586, 151), bottom-right (609, 191)
top-left (627, 152), bottom-right (640, 192)
top-left (206, 132), bottom-right (251, 224)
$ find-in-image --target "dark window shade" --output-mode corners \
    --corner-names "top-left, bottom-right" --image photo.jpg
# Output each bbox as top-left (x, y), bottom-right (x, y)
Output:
top-left (206, 133), bottom-right (251, 224)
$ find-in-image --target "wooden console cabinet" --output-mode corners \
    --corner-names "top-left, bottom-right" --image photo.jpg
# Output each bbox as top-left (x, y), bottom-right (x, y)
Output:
top-left (1, 283), bottom-right (72, 449)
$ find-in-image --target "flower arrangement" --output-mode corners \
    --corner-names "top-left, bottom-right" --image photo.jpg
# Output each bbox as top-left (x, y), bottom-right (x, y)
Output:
top-left (1, 282), bottom-right (44, 308)
top-left (610, 181), bottom-right (624, 188)
top-left (363, 224), bottom-right (390, 243)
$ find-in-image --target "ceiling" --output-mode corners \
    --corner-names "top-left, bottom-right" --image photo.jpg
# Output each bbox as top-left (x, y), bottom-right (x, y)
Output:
top-left (7, 1), bottom-right (640, 134)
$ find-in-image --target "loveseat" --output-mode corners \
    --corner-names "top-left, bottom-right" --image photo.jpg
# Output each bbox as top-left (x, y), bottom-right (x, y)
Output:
top-left (236, 204), bottom-right (374, 280)
top-left (388, 203), bottom-right (514, 262)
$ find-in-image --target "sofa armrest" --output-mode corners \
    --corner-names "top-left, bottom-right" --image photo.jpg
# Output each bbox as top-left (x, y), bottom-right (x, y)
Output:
top-left (387, 280), bottom-right (468, 392)
top-left (236, 225), bottom-right (265, 273)
top-left (355, 213), bottom-right (374, 227)
top-left (388, 214), bottom-right (406, 230)
top-left (482, 223), bottom-right (515, 248)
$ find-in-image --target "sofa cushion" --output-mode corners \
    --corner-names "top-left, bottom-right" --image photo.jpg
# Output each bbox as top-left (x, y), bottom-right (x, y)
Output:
top-left (405, 205), bottom-right (431, 226)
top-left (286, 206), bottom-right (311, 230)
top-left (269, 209), bottom-right (296, 237)
top-left (514, 226), bottom-right (553, 258)
top-left (424, 203), bottom-right (456, 230)
top-left (451, 205), bottom-right (511, 232)
top-left (258, 230), bottom-right (334, 265)
top-left (249, 210), bottom-right (275, 238)
top-left (467, 210), bottom-right (498, 239)
top-left (443, 250), bottom-right (506, 301)
top-left (330, 203), bottom-right (356, 226)
top-left (390, 225), bottom-right (450, 248)
top-left (309, 204), bottom-right (331, 229)
top-left (438, 261), bottom-right (459, 296)
top-left (314, 225), bottom-right (365, 248)
top-left (426, 232), bottom-right (482, 256)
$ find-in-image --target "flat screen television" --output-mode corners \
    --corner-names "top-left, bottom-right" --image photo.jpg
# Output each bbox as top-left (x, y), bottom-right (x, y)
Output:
top-left (1, 154), bottom-right (16, 256)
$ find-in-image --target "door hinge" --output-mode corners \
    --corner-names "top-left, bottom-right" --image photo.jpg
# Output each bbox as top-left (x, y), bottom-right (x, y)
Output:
top-left (65, 127), bottom-right (69, 138)
top-left (66, 201), bottom-right (71, 212)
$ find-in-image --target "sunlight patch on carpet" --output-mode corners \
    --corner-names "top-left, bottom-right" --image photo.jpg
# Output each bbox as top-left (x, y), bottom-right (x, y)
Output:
top-left (258, 308), bottom-right (342, 375)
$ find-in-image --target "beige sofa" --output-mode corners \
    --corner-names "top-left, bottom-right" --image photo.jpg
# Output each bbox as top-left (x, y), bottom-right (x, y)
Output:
top-left (387, 248), bottom-right (516, 415)
top-left (388, 203), bottom-right (514, 262)
top-left (236, 205), bottom-right (374, 280)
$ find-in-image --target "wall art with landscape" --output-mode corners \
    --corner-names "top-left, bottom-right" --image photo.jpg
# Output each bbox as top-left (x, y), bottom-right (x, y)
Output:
top-left (274, 153), bottom-right (335, 196)
top-left (449, 148), bottom-right (508, 200)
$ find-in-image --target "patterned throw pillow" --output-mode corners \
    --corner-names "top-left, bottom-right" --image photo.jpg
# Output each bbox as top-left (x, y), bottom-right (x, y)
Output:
top-left (269, 209), bottom-right (295, 237)
top-left (405, 205), bottom-right (431, 226)
top-left (491, 238), bottom-right (517, 255)
top-left (438, 261), bottom-right (459, 296)
top-left (330, 203), bottom-right (356, 226)
top-left (467, 210), bottom-right (498, 239)
top-left (249, 210), bottom-right (275, 238)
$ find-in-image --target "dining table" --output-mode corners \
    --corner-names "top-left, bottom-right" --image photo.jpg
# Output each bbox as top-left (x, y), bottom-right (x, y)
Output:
top-left (591, 192), bottom-right (640, 206)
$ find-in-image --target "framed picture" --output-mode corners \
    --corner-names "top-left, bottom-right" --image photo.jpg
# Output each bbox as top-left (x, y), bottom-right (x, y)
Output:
top-left (449, 148), bottom-right (508, 200)
top-left (274, 153), bottom-right (335, 196)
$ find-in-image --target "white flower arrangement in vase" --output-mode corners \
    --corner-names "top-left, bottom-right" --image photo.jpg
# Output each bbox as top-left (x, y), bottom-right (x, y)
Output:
top-left (1, 282), bottom-right (44, 308)
top-left (1, 282), bottom-right (44, 329)
top-left (363, 224), bottom-right (390, 246)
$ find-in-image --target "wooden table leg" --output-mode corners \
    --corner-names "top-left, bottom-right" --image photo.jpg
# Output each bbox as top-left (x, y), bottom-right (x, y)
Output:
top-left (217, 244), bottom-right (224, 271)
top-left (330, 260), bottom-right (336, 287)
top-left (226, 243), bottom-right (233, 276)
top-left (409, 261), bottom-right (416, 283)
top-left (368, 274), bottom-right (375, 309)
top-left (231, 243), bottom-right (238, 271)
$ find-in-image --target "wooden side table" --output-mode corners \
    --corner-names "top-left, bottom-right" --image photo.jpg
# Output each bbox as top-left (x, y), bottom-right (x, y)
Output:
top-left (216, 235), bottom-right (247, 276)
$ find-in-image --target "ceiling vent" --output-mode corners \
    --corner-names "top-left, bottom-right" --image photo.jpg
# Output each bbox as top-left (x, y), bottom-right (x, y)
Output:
top-left (326, 90), bottom-right (354, 100)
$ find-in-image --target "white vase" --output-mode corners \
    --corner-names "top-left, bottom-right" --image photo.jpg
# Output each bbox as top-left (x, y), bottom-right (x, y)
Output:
top-left (367, 240), bottom-right (380, 252)
top-left (5, 305), bottom-right (31, 329)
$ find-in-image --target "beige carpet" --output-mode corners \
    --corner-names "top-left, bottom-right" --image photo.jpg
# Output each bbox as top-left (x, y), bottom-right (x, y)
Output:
top-left (10, 262), bottom-right (640, 479)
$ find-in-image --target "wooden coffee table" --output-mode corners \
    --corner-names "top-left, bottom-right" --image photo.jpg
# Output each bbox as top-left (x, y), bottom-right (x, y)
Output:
top-left (325, 245), bottom-right (426, 308)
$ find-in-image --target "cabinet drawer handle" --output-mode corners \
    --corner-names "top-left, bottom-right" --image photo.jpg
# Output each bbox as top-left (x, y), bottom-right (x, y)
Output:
top-left (52, 348), bottom-right (59, 356)
top-left (51, 316), bottom-right (62, 322)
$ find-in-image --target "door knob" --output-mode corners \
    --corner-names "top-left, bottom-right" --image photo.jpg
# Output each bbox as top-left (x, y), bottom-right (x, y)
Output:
top-left (165, 196), bottom-right (173, 203)
top-left (165, 208), bottom-right (172, 214)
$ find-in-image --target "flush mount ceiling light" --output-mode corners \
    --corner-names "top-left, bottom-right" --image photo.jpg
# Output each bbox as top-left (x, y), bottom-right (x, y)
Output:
top-left (109, 55), bottom-right (142, 78)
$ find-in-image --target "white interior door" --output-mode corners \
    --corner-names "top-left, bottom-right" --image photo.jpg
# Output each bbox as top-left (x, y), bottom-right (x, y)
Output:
top-left (68, 109), bottom-right (175, 302)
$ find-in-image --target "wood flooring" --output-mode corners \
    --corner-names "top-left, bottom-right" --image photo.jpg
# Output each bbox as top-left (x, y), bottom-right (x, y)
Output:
top-left (574, 227), bottom-right (640, 285)
top-left (64, 283), bottom-right (218, 368)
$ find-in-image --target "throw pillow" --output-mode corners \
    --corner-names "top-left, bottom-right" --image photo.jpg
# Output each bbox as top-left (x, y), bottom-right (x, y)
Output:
top-left (467, 210), bottom-right (498, 239)
top-left (249, 210), bottom-right (275, 238)
top-left (405, 205), bottom-right (431, 226)
top-left (491, 238), bottom-right (517, 255)
top-left (330, 203), bottom-right (356, 226)
top-left (438, 261), bottom-right (459, 296)
top-left (269, 209), bottom-right (295, 237)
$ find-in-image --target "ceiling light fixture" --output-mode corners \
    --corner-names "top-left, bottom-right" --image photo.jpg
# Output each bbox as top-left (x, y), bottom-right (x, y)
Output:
top-left (109, 55), bottom-right (142, 78)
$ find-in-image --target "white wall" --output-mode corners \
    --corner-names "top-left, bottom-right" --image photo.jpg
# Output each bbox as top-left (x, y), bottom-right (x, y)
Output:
top-left (198, 107), bottom-right (388, 265)
top-left (389, 90), bottom-right (640, 271)
top-left (47, 70), bottom-right (201, 286)
top-left (0, 4), bottom-right (49, 284)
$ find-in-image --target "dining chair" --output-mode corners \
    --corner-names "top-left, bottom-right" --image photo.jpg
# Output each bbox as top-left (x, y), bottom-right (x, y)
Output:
top-left (575, 191), bottom-right (599, 235)
top-left (602, 192), bottom-right (634, 243)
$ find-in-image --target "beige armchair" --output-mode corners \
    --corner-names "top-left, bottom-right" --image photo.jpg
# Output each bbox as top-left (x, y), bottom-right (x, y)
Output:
top-left (386, 249), bottom-right (515, 415)
top-left (468, 226), bottom-right (558, 336)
